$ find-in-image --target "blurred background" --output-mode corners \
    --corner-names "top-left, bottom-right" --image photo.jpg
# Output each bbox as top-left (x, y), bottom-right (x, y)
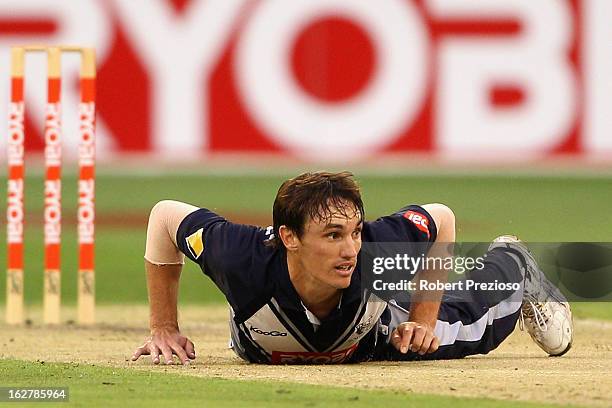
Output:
top-left (0, 0), bottom-right (610, 317)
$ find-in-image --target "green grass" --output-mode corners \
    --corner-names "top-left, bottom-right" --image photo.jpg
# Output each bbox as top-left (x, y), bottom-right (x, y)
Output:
top-left (0, 359), bottom-right (566, 408)
top-left (115, 173), bottom-right (608, 240)
top-left (5, 173), bottom-right (612, 240)
top-left (569, 302), bottom-right (612, 320)
top-left (1, 173), bottom-right (611, 317)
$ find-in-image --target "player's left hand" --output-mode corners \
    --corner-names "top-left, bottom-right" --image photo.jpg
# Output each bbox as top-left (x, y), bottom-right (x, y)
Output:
top-left (391, 321), bottom-right (439, 355)
top-left (131, 328), bottom-right (196, 365)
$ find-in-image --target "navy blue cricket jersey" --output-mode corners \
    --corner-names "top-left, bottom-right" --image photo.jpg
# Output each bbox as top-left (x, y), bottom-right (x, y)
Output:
top-left (176, 205), bottom-right (437, 364)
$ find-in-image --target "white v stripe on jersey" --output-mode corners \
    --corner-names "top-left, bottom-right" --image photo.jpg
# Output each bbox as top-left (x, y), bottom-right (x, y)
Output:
top-left (326, 293), bottom-right (386, 352)
top-left (230, 294), bottom-right (388, 363)
top-left (268, 298), bottom-right (316, 351)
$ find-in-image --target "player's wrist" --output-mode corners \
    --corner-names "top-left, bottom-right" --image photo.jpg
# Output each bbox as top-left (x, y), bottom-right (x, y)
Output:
top-left (150, 322), bottom-right (179, 333)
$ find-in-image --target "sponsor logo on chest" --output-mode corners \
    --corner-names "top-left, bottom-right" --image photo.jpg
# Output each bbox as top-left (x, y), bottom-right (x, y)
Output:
top-left (271, 344), bottom-right (358, 364)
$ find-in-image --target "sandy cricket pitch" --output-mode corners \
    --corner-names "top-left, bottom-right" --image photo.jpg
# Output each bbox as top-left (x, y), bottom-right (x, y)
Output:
top-left (1, 305), bottom-right (611, 407)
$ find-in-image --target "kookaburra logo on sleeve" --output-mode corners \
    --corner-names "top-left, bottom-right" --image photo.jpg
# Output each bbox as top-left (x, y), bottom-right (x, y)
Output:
top-left (186, 228), bottom-right (204, 259)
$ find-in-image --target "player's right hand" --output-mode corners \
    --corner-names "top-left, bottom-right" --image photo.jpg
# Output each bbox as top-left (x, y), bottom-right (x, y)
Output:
top-left (391, 321), bottom-right (439, 355)
top-left (131, 327), bottom-right (196, 365)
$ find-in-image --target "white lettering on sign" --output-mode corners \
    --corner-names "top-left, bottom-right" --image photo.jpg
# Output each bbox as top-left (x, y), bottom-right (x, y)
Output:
top-left (45, 102), bottom-right (62, 167)
top-left (111, 0), bottom-right (245, 153)
top-left (7, 180), bottom-right (24, 244)
top-left (8, 102), bottom-right (24, 166)
top-left (44, 180), bottom-right (61, 245)
top-left (583, 0), bottom-right (612, 153)
top-left (0, 1), bottom-right (608, 160)
top-left (428, 0), bottom-right (577, 156)
top-left (79, 102), bottom-right (96, 166)
top-left (236, 0), bottom-right (429, 160)
top-left (78, 179), bottom-right (95, 244)
top-left (0, 0), bottom-right (112, 157)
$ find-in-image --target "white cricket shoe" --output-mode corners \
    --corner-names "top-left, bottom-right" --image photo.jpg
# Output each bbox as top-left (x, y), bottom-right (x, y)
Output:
top-left (489, 235), bottom-right (573, 356)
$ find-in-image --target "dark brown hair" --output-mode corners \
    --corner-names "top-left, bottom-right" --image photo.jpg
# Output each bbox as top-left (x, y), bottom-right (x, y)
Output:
top-left (270, 171), bottom-right (364, 248)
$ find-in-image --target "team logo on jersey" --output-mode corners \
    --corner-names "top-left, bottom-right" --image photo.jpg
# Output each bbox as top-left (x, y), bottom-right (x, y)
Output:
top-left (403, 211), bottom-right (430, 239)
top-left (186, 228), bottom-right (204, 259)
top-left (263, 225), bottom-right (275, 243)
top-left (354, 314), bottom-right (374, 335)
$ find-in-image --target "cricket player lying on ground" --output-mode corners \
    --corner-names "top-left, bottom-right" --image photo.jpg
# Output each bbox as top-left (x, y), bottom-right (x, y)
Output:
top-left (132, 171), bottom-right (573, 365)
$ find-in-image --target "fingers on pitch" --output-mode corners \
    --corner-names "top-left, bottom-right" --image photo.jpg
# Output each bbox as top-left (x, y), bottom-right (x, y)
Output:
top-left (400, 324), bottom-right (415, 354)
top-left (150, 345), bottom-right (161, 365)
top-left (185, 339), bottom-right (196, 359)
top-left (131, 347), bottom-right (146, 361)
top-left (410, 326), bottom-right (427, 353)
top-left (168, 340), bottom-right (190, 365)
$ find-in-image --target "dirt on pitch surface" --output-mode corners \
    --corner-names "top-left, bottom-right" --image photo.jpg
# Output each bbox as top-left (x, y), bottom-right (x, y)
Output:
top-left (1, 305), bottom-right (611, 407)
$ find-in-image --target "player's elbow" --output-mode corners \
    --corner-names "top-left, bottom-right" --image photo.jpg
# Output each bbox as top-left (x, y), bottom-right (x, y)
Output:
top-left (145, 200), bottom-right (198, 265)
top-left (428, 203), bottom-right (455, 225)
top-left (148, 200), bottom-right (198, 242)
top-left (149, 200), bottom-right (175, 223)
top-left (422, 203), bottom-right (455, 241)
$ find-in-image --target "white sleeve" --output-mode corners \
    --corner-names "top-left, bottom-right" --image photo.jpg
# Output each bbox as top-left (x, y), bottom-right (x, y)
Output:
top-left (144, 200), bottom-right (199, 265)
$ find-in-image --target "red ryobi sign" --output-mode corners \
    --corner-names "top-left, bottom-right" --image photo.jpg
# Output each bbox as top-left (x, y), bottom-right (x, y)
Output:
top-left (0, 0), bottom-right (610, 161)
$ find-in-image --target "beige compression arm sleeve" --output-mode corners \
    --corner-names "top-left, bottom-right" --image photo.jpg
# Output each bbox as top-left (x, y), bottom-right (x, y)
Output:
top-left (144, 200), bottom-right (199, 265)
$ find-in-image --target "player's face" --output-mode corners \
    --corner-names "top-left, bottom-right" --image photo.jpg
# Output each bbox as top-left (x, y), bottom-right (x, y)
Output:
top-left (297, 204), bottom-right (363, 290)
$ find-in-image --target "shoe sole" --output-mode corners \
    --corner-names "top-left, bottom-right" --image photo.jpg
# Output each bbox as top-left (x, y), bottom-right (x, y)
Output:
top-left (550, 341), bottom-right (572, 357)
